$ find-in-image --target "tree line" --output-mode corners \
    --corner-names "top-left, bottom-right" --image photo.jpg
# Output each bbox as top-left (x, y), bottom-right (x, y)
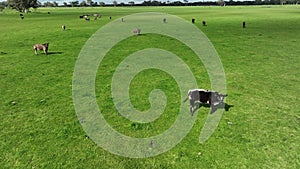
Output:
top-left (0, 0), bottom-right (299, 13)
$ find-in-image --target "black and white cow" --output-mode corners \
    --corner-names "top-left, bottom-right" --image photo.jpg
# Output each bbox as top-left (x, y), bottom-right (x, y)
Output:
top-left (61, 24), bottom-right (66, 31)
top-left (184, 89), bottom-right (227, 115)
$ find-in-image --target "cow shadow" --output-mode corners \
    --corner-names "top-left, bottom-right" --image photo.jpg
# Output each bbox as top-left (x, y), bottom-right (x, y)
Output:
top-left (47, 52), bottom-right (63, 55)
top-left (193, 102), bottom-right (234, 115)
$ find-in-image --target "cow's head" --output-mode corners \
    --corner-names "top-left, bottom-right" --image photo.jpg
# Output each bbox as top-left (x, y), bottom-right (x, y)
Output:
top-left (43, 43), bottom-right (49, 49)
top-left (211, 92), bottom-right (227, 105)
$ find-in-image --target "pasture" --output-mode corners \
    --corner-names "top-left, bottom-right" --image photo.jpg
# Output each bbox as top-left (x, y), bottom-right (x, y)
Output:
top-left (1, 5), bottom-right (300, 168)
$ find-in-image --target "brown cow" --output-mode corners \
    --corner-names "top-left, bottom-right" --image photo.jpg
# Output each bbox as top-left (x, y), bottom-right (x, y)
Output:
top-left (93, 13), bottom-right (101, 20)
top-left (132, 28), bottom-right (141, 35)
top-left (33, 43), bottom-right (49, 55)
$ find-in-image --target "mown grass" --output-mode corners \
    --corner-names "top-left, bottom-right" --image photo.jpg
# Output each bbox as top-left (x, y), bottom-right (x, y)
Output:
top-left (1, 5), bottom-right (300, 168)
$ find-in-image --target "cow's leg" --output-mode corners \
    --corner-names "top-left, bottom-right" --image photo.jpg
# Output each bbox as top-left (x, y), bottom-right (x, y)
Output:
top-left (34, 49), bottom-right (37, 55)
top-left (190, 100), bottom-right (194, 115)
top-left (44, 48), bottom-right (48, 55)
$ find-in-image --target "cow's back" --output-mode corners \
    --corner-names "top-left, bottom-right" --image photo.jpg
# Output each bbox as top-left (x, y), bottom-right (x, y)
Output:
top-left (199, 90), bottom-right (210, 103)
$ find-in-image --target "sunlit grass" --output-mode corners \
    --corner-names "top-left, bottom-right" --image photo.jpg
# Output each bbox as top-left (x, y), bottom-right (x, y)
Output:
top-left (0, 5), bottom-right (299, 168)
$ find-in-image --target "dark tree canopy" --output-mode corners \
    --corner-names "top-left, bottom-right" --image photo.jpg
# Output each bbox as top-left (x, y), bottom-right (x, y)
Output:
top-left (7, 0), bottom-right (40, 13)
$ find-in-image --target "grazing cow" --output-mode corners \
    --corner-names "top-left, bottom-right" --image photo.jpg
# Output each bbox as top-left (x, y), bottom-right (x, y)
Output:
top-left (184, 89), bottom-right (227, 115)
top-left (85, 17), bottom-right (90, 21)
top-left (192, 18), bottom-right (195, 23)
top-left (163, 18), bottom-right (167, 23)
top-left (80, 14), bottom-right (90, 19)
top-left (33, 43), bottom-right (49, 55)
top-left (202, 20), bottom-right (206, 26)
top-left (243, 21), bottom-right (246, 28)
top-left (61, 25), bottom-right (66, 31)
top-left (93, 13), bottom-right (101, 20)
top-left (20, 14), bottom-right (24, 20)
top-left (132, 28), bottom-right (141, 35)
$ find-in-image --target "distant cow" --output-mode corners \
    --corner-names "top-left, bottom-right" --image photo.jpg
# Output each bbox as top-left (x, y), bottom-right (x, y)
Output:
top-left (61, 25), bottom-right (66, 31)
top-left (184, 89), bottom-right (227, 115)
top-left (243, 21), bottom-right (246, 28)
top-left (93, 13), bottom-right (101, 20)
top-left (20, 13), bottom-right (24, 20)
top-left (33, 43), bottom-right (49, 55)
top-left (163, 18), bottom-right (167, 23)
top-left (202, 20), bottom-right (206, 26)
top-left (80, 14), bottom-right (90, 19)
top-left (192, 18), bottom-right (195, 23)
top-left (132, 28), bottom-right (141, 35)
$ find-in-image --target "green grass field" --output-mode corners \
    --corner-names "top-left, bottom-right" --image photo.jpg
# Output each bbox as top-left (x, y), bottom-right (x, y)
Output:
top-left (1, 5), bottom-right (300, 168)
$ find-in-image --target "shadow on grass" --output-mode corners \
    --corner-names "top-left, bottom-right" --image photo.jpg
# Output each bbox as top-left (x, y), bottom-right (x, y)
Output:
top-left (47, 51), bottom-right (63, 55)
top-left (192, 102), bottom-right (234, 115)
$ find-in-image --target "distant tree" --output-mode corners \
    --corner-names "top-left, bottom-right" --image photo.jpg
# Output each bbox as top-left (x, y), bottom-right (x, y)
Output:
top-left (141, 0), bottom-right (151, 5)
top-left (80, 1), bottom-right (87, 6)
top-left (53, 1), bottom-right (58, 7)
top-left (0, 1), bottom-right (7, 11)
top-left (44, 1), bottom-right (54, 7)
top-left (63, 2), bottom-right (68, 7)
top-left (217, 0), bottom-right (225, 6)
top-left (128, 1), bottom-right (135, 6)
top-left (70, 1), bottom-right (79, 7)
top-left (0, 2), bottom-right (5, 12)
top-left (183, 0), bottom-right (188, 5)
top-left (255, 0), bottom-right (263, 4)
top-left (87, 0), bottom-right (93, 6)
top-left (152, 0), bottom-right (161, 5)
top-left (99, 2), bottom-right (105, 6)
top-left (280, 0), bottom-right (287, 4)
top-left (170, 1), bottom-right (183, 5)
top-left (113, 0), bottom-right (117, 6)
top-left (7, 0), bottom-right (40, 13)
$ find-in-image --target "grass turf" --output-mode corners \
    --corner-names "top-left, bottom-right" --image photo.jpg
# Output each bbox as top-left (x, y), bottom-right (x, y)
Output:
top-left (0, 5), bottom-right (299, 168)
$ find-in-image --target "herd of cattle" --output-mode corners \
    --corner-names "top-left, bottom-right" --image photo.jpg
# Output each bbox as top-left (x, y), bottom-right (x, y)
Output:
top-left (79, 13), bottom-right (101, 21)
top-left (30, 13), bottom-right (229, 114)
top-left (32, 13), bottom-right (144, 55)
top-left (30, 12), bottom-right (246, 54)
